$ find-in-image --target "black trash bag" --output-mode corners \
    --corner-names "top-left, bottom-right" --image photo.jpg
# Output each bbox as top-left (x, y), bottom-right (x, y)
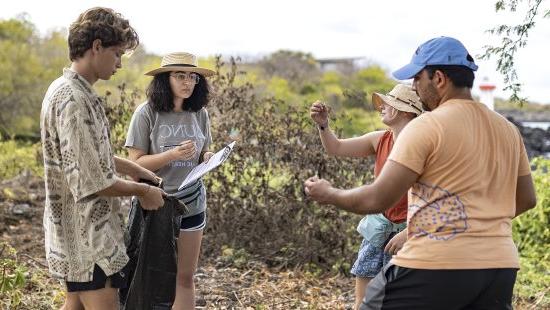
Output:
top-left (120, 185), bottom-right (188, 310)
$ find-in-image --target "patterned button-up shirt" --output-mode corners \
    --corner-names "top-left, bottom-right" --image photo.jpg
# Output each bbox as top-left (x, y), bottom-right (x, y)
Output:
top-left (40, 69), bottom-right (128, 282)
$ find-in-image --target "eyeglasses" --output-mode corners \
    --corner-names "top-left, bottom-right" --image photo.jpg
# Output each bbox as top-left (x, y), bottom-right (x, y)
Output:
top-left (170, 72), bottom-right (200, 84)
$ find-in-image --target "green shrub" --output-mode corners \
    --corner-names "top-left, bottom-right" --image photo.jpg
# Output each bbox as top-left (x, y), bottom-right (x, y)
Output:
top-left (201, 57), bottom-right (372, 271)
top-left (103, 83), bottom-right (141, 157)
top-left (0, 139), bottom-right (42, 180)
top-left (0, 242), bottom-right (27, 309)
top-left (513, 157), bottom-right (550, 305)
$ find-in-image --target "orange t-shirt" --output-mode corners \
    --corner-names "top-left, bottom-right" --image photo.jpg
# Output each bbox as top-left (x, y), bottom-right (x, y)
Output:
top-left (374, 131), bottom-right (407, 223)
top-left (388, 99), bottom-right (531, 269)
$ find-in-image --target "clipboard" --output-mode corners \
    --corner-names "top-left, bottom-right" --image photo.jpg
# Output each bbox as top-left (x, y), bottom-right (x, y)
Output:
top-left (177, 141), bottom-right (236, 190)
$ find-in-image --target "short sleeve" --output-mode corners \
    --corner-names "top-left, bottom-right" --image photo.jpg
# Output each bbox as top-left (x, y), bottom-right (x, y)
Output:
top-left (125, 103), bottom-right (152, 153)
top-left (517, 134), bottom-right (531, 176)
top-left (388, 115), bottom-right (438, 175)
top-left (201, 108), bottom-right (212, 152)
top-left (57, 100), bottom-right (116, 202)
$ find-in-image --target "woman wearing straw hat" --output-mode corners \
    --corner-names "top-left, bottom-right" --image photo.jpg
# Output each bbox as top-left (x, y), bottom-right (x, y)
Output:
top-left (309, 84), bottom-right (423, 310)
top-left (125, 52), bottom-right (215, 309)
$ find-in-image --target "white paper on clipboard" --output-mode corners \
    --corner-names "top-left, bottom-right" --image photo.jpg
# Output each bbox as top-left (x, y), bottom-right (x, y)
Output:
top-left (178, 141), bottom-right (236, 190)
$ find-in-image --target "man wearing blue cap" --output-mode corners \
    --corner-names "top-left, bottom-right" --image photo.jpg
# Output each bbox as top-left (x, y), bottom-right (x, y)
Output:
top-left (304, 36), bottom-right (537, 309)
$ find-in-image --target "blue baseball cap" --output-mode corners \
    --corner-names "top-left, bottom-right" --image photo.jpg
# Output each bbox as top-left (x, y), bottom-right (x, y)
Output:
top-left (392, 36), bottom-right (478, 80)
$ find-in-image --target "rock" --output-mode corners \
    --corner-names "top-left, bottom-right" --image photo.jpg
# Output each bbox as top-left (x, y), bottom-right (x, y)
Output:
top-left (10, 203), bottom-right (32, 216)
top-left (507, 116), bottom-right (550, 158)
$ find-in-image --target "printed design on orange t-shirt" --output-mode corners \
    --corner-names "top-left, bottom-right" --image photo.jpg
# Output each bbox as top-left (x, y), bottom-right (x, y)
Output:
top-left (409, 182), bottom-right (469, 241)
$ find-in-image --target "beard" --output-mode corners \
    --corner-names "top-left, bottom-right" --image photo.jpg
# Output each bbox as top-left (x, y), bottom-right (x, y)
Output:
top-left (422, 102), bottom-right (431, 112)
top-left (420, 83), bottom-right (441, 111)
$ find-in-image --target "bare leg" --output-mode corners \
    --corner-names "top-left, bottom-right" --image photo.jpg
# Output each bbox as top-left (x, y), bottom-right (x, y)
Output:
top-left (355, 277), bottom-right (372, 310)
top-left (78, 283), bottom-right (119, 310)
top-left (60, 291), bottom-right (84, 310)
top-left (172, 229), bottom-right (203, 310)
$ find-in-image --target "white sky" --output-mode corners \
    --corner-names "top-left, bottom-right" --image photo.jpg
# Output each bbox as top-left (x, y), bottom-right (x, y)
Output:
top-left (2, 0), bottom-right (549, 104)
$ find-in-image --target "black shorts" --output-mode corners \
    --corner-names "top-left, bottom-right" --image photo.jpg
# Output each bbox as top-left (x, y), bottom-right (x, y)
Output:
top-left (361, 263), bottom-right (517, 310)
top-left (180, 211), bottom-right (206, 231)
top-left (65, 264), bottom-right (129, 292)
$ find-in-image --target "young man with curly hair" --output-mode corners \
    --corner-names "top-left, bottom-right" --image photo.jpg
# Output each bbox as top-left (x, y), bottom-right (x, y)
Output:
top-left (40, 7), bottom-right (165, 309)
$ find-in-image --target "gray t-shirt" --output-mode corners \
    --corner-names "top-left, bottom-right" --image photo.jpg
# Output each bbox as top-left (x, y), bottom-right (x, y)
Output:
top-left (125, 102), bottom-right (212, 216)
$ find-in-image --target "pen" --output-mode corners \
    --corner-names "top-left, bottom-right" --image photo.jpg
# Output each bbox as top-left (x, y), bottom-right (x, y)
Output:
top-left (162, 141), bottom-right (196, 148)
top-left (162, 144), bottom-right (182, 148)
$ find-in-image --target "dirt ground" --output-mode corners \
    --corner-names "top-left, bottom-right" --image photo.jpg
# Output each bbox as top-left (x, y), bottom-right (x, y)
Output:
top-left (0, 173), bottom-right (354, 309)
top-left (1, 172), bottom-right (545, 309)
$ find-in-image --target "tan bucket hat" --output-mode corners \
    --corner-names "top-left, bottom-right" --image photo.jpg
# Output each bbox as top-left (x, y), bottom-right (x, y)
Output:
top-left (144, 52), bottom-right (215, 77)
top-left (372, 84), bottom-right (423, 116)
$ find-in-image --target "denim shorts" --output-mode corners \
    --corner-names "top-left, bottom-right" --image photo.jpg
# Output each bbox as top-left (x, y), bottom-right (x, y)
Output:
top-left (351, 234), bottom-right (395, 278)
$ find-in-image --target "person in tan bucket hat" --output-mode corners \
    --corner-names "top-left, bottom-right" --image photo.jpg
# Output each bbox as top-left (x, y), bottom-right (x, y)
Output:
top-left (126, 51), bottom-right (216, 309)
top-left (144, 52), bottom-right (215, 77)
top-left (371, 84), bottom-right (423, 116)
top-left (309, 84), bottom-right (422, 310)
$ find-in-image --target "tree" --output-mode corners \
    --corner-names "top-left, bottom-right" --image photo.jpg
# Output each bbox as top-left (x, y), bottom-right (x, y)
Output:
top-left (481, 0), bottom-right (549, 103)
top-left (258, 50), bottom-right (321, 92)
top-left (344, 66), bottom-right (395, 108)
top-left (0, 16), bottom-right (68, 138)
top-left (0, 14), bottom-right (203, 138)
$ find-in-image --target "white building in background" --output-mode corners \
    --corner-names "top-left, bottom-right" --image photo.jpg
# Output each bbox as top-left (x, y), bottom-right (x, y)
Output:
top-left (315, 57), bottom-right (365, 74)
top-left (479, 77), bottom-right (496, 110)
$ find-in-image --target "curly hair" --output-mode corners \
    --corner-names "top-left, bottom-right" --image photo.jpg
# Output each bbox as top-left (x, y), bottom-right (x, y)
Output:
top-left (146, 72), bottom-right (210, 113)
top-left (68, 7), bottom-right (139, 61)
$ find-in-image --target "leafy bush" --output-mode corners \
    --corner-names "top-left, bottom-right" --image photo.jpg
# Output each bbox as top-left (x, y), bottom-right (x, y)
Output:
top-left (0, 242), bottom-right (27, 309)
top-left (199, 57), bottom-right (374, 271)
top-left (0, 139), bottom-right (42, 180)
top-left (512, 157), bottom-right (550, 305)
top-left (103, 84), bottom-right (141, 156)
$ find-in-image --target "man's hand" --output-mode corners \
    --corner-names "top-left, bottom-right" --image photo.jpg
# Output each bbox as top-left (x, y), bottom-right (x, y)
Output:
top-left (303, 175), bottom-right (335, 204)
top-left (201, 151), bottom-right (215, 163)
top-left (384, 229), bottom-right (407, 255)
top-left (137, 185), bottom-right (165, 210)
top-left (310, 100), bottom-right (329, 127)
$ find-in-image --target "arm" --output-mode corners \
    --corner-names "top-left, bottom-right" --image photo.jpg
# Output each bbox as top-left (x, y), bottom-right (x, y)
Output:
top-left (127, 140), bottom-right (196, 172)
top-left (56, 100), bottom-right (164, 210)
top-left (514, 133), bottom-right (536, 217)
top-left (310, 100), bottom-right (383, 157)
top-left (127, 147), bottom-right (175, 172)
top-left (319, 129), bottom-right (384, 158)
top-left (304, 160), bottom-right (419, 214)
top-left (96, 176), bottom-right (165, 211)
top-left (114, 156), bottom-right (145, 175)
top-left (514, 174), bottom-right (537, 217)
top-left (114, 156), bottom-right (160, 184)
top-left (96, 176), bottom-right (150, 197)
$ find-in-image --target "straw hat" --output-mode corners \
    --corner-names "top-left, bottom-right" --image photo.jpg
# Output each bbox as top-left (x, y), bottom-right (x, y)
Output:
top-left (372, 84), bottom-right (423, 116)
top-left (144, 52), bottom-right (215, 77)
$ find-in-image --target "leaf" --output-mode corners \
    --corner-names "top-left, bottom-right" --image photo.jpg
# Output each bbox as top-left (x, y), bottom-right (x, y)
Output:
top-left (2, 188), bottom-right (16, 200)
